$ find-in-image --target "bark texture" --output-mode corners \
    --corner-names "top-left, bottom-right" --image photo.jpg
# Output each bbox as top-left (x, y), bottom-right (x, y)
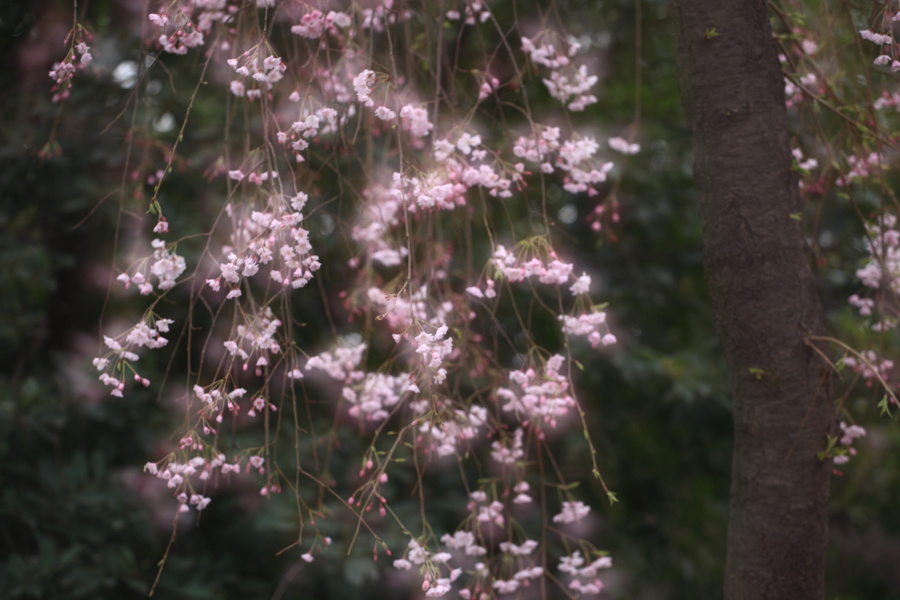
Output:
top-left (671, 2), bottom-right (835, 599)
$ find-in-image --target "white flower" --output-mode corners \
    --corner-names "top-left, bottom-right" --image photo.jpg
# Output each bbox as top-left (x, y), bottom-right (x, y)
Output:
top-left (399, 105), bottom-right (433, 137)
top-left (329, 12), bottom-right (352, 28)
top-left (493, 579), bottom-right (520, 594)
top-left (569, 272), bottom-right (591, 295)
top-left (608, 136), bottom-right (640, 155)
top-left (393, 558), bottom-right (412, 570)
top-left (553, 500), bottom-right (591, 524)
top-left (374, 106), bottom-right (396, 120)
top-left (456, 132), bottom-right (481, 155)
top-left (353, 69), bottom-right (376, 107)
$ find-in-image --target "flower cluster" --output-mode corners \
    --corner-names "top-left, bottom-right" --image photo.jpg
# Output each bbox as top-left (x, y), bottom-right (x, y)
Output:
top-left (400, 104), bottom-right (434, 139)
top-left (353, 69), bottom-right (377, 107)
top-left (513, 127), bottom-right (614, 196)
top-left (496, 355), bottom-right (575, 428)
top-left (227, 53), bottom-right (286, 99)
top-left (290, 8), bottom-right (352, 39)
top-left (832, 421), bottom-right (867, 466)
top-left (860, 28), bottom-right (893, 48)
top-left (445, 1), bottom-right (490, 25)
top-left (144, 456), bottom-right (216, 512)
top-left (144, 451), bottom-right (270, 513)
top-left (512, 125), bottom-right (561, 172)
top-left (365, 285), bottom-right (450, 332)
top-left (835, 152), bottom-right (883, 187)
top-left (873, 89), bottom-right (900, 111)
top-left (784, 71), bottom-right (817, 97)
top-left (465, 279), bottom-right (497, 299)
top-left (390, 489), bottom-right (561, 598)
top-left (149, 7), bottom-right (209, 55)
top-left (492, 244), bottom-right (573, 284)
top-left (559, 551), bottom-right (613, 594)
top-left (306, 343), bottom-right (367, 383)
top-left (392, 538), bottom-right (462, 598)
top-left (193, 382), bottom-right (278, 424)
top-left (207, 191), bottom-right (319, 298)
top-left (843, 351), bottom-right (894, 386)
top-left (558, 137), bottom-right (614, 195)
top-left (522, 34), bottom-right (598, 111)
top-left (92, 317), bottom-right (172, 397)
top-left (560, 310), bottom-right (617, 348)
top-left (849, 213), bottom-right (900, 332)
top-left (118, 240), bottom-right (187, 295)
top-left (346, 372), bottom-right (417, 422)
top-left (791, 147), bottom-right (818, 173)
top-left (306, 343), bottom-right (424, 423)
top-left (490, 426), bottom-right (525, 465)
top-left (414, 324), bottom-right (454, 384)
top-left (855, 214), bottom-right (900, 294)
top-left (359, 0), bottom-right (412, 32)
top-left (277, 108), bottom-right (340, 162)
top-left (608, 136), bottom-right (641, 155)
top-left (553, 500), bottom-right (591, 524)
top-left (543, 65), bottom-right (599, 111)
top-left (222, 306), bottom-right (283, 373)
top-left (489, 245), bottom-right (616, 346)
top-left (48, 25), bottom-right (93, 102)
top-left (412, 400), bottom-right (489, 458)
top-left (86, 2), bottom-right (622, 596)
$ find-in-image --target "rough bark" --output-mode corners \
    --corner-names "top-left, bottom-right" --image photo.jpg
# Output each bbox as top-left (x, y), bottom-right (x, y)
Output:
top-left (671, 2), bottom-right (835, 599)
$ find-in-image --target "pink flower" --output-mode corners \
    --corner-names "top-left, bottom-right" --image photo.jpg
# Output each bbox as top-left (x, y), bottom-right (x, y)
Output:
top-left (374, 106), bottom-right (396, 120)
top-left (291, 10), bottom-right (326, 39)
top-left (553, 500), bottom-right (591, 524)
top-left (353, 69), bottom-right (376, 107)
top-left (399, 105), bottom-right (434, 137)
top-left (608, 136), bottom-right (641, 155)
top-left (570, 272), bottom-right (591, 295)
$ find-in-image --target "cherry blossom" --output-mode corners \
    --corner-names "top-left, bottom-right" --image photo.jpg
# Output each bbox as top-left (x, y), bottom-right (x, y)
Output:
top-left (88, 4), bottom-right (624, 595)
top-left (570, 272), bottom-right (591, 296)
top-left (399, 104), bottom-right (434, 138)
top-left (859, 29), bottom-right (892, 45)
top-left (222, 307), bottom-right (282, 373)
top-left (522, 33), bottom-right (599, 111)
top-left (833, 421), bottom-right (867, 465)
top-left (353, 69), bottom-right (377, 107)
top-left (558, 550), bottom-right (613, 593)
top-left (553, 500), bottom-right (591, 524)
top-left (608, 136), bottom-right (641, 155)
top-left (496, 355), bottom-right (576, 427)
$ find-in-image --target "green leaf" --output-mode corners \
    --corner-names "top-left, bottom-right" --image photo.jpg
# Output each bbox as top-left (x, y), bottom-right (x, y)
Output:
top-left (878, 394), bottom-right (893, 417)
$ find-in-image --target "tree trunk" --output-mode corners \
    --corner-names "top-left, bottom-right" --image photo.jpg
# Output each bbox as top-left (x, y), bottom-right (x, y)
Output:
top-left (671, 2), bottom-right (835, 599)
